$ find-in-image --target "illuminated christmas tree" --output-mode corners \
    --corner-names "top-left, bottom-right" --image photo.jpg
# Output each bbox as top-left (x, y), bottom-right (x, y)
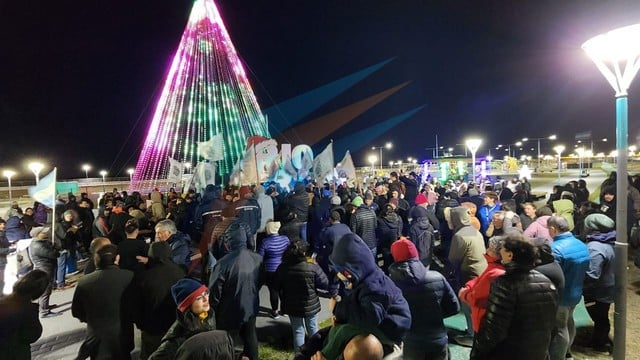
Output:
top-left (131, 0), bottom-right (269, 190)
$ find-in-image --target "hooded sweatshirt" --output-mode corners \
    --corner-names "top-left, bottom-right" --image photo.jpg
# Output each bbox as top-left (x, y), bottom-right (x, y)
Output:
top-left (447, 207), bottom-right (487, 284)
top-left (329, 233), bottom-right (411, 344)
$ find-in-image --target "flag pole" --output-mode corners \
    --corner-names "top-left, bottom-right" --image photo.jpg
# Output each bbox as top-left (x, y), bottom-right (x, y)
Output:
top-left (51, 168), bottom-right (57, 245)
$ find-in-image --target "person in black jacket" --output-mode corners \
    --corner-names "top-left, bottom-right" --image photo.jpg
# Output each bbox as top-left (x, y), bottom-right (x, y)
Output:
top-left (130, 241), bottom-right (186, 360)
top-left (349, 196), bottom-right (378, 259)
top-left (284, 182), bottom-right (310, 244)
top-left (376, 204), bottom-right (402, 273)
top-left (400, 171), bottom-right (419, 207)
top-left (28, 227), bottom-right (61, 318)
top-left (173, 330), bottom-right (235, 360)
top-left (388, 238), bottom-right (459, 359)
top-left (117, 219), bottom-right (149, 275)
top-left (274, 241), bottom-right (331, 351)
top-left (148, 278), bottom-right (216, 360)
top-left (0, 269), bottom-right (50, 359)
top-left (471, 233), bottom-right (558, 360)
top-left (209, 222), bottom-right (264, 360)
top-left (408, 206), bottom-right (436, 268)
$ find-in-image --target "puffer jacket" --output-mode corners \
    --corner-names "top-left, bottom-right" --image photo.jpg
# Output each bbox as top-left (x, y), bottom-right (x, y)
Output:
top-left (551, 232), bottom-right (590, 307)
top-left (376, 212), bottom-right (402, 250)
top-left (470, 263), bottom-right (558, 360)
top-left (408, 210), bottom-right (435, 268)
top-left (388, 259), bottom-right (459, 351)
top-left (552, 199), bottom-right (575, 231)
top-left (349, 205), bottom-right (378, 249)
top-left (257, 234), bottom-right (290, 273)
top-left (148, 310), bottom-right (216, 360)
top-left (460, 254), bottom-right (505, 332)
top-left (285, 184), bottom-right (310, 223)
top-left (167, 231), bottom-right (193, 270)
top-left (274, 254), bottom-right (329, 317)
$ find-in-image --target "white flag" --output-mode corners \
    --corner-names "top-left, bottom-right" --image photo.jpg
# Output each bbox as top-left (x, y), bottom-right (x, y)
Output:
top-left (336, 151), bottom-right (357, 187)
top-left (28, 168), bottom-right (56, 208)
top-left (192, 161), bottom-right (216, 192)
top-left (312, 142), bottom-right (334, 181)
top-left (197, 134), bottom-right (224, 161)
top-left (167, 157), bottom-right (184, 182)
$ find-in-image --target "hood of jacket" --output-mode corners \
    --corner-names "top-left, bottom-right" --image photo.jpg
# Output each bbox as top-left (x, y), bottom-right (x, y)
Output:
top-left (223, 220), bottom-right (249, 252)
top-left (329, 233), bottom-right (378, 284)
top-left (410, 205), bottom-right (428, 220)
top-left (586, 230), bottom-right (616, 244)
top-left (380, 213), bottom-right (401, 229)
top-left (388, 259), bottom-right (426, 287)
top-left (448, 206), bottom-right (471, 232)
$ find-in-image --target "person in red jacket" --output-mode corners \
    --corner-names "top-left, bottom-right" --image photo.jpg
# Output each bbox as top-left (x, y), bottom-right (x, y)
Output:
top-left (457, 235), bottom-right (506, 345)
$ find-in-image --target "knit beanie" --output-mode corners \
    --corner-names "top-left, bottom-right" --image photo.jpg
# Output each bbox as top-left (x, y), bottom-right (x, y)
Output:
top-left (414, 193), bottom-right (428, 206)
top-left (238, 186), bottom-right (252, 198)
top-left (172, 279), bottom-right (208, 312)
top-left (265, 221), bottom-right (281, 235)
top-left (351, 196), bottom-right (363, 207)
top-left (390, 237), bottom-right (419, 262)
top-left (331, 196), bottom-right (342, 206)
top-left (584, 213), bottom-right (615, 232)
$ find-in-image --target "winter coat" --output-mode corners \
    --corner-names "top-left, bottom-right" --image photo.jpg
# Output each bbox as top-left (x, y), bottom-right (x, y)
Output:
top-left (5, 216), bottom-right (29, 242)
top-left (460, 254), bottom-right (505, 333)
top-left (209, 230), bottom-right (263, 330)
top-left (552, 199), bottom-right (575, 231)
top-left (523, 215), bottom-right (552, 241)
top-left (234, 197), bottom-right (261, 235)
top-left (388, 259), bottom-right (459, 351)
top-left (148, 310), bottom-right (216, 360)
top-left (167, 231), bottom-right (192, 270)
top-left (584, 231), bottom-right (616, 303)
top-left (470, 263), bottom-right (558, 360)
top-left (400, 176), bottom-right (419, 206)
top-left (448, 207), bottom-right (487, 284)
top-left (349, 205), bottom-right (378, 249)
top-left (274, 255), bottom-right (329, 317)
top-left (408, 212), bottom-right (435, 268)
top-left (376, 212), bottom-right (402, 250)
top-left (72, 265), bottom-right (135, 360)
top-left (255, 187), bottom-right (274, 233)
top-left (313, 222), bottom-right (351, 275)
top-left (130, 256), bottom-right (186, 336)
top-left (329, 233), bottom-right (411, 344)
top-left (478, 204), bottom-right (500, 236)
top-left (173, 330), bottom-right (234, 360)
top-left (285, 184), bottom-right (310, 223)
top-left (0, 295), bottom-right (42, 359)
top-left (108, 209), bottom-right (133, 245)
top-left (117, 238), bottom-right (150, 275)
top-left (29, 238), bottom-right (59, 274)
top-left (551, 232), bottom-right (590, 307)
top-left (257, 234), bottom-right (290, 273)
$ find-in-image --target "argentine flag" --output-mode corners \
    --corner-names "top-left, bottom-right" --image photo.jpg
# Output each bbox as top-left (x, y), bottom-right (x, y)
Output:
top-left (28, 168), bottom-right (56, 208)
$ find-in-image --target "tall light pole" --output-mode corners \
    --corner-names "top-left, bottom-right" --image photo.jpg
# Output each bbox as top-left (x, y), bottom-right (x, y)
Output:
top-left (82, 164), bottom-right (91, 179)
top-left (583, 23), bottom-right (640, 359)
top-left (371, 142), bottom-right (392, 170)
top-left (553, 145), bottom-right (565, 183)
top-left (466, 138), bottom-right (482, 182)
top-left (99, 170), bottom-right (107, 192)
top-left (368, 155), bottom-right (378, 176)
top-left (28, 162), bottom-right (44, 185)
top-left (3, 170), bottom-right (16, 203)
top-left (127, 168), bottom-right (134, 182)
top-left (525, 135), bottom-right (556, 170)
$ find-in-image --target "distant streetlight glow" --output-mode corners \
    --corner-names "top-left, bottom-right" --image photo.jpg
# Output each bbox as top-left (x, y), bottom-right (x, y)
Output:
top-left (371, 142), bottom-right (392, 170)
top-left (28, 162), bottom-right (44, 185)
top-left (553, 145), bottom-right (565, 183)
top-left (127, 168), bottom-right (134, 182)
top-left (3, 170), bottom-right (16, 203)
top-left (583, 23), bottom-right (640, 359)
top-left (99, 170), bottom-right (107, 192)
top-left (82, 164), bottom-right (91, 179)
top-left (368, 154), bottom-right (378, 175)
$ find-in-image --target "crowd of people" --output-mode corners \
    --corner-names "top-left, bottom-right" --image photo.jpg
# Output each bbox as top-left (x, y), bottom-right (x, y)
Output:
top-left (0, 168), bottom-right (636, 359)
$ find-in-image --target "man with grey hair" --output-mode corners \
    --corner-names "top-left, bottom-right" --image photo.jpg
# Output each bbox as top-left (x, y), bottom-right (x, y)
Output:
top-left (547, 216), bottom-right (589, 360)
top-left (155, 219), bottom-right (192, 271)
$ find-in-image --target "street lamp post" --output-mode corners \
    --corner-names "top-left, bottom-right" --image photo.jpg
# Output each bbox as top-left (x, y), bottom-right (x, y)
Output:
top-left (3, 170), bottom-right (16, 204)
top-left (28, 162), bottom-right (44, 185)
top-left (99, 170), bottom-right (107, 193)
top-left (553, 145), bottom-right (565, 183)
top-left (82, 164), bottom-right (91, 179)
top-left (583, 23), bottom-right (640, 359)
top-left (371, 142), bottom-right (392, 170)
top-left (127, 168), bottom-right (134, 182)
top-left (368, 155), bottom-right (378, 176)
top-left (466, 138), bottom-right (482, 182)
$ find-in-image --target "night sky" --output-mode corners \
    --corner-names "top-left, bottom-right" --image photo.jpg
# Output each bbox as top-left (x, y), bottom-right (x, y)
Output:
top-left (1, 0), bottom-right (639, 180)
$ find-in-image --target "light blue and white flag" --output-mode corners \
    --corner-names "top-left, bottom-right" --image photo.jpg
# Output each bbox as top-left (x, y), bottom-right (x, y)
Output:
top-left (28, 168), bottom-right (56, 208)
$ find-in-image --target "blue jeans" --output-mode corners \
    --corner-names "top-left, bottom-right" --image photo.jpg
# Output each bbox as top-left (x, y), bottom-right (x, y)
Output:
top-left (56, 250), bottom-right (77, 286)
top-left (549, 305), bottom-right (575, 360)
top-left (290, 313), bottom-right (319, 351)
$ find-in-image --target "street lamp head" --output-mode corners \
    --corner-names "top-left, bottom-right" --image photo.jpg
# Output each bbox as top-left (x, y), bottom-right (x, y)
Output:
top-left (548, 134), bottom-right (557, 140)
top-left (582, 23), bottom-right (640, 96)
top-left (28, 162), bottom-right (44, 174)
top-left (385, 142), bottom-right (392, 149)
top-left (522, 137), bottom-right (529, 142)
top-left (82, 164), bottom-right (91, 172)
top-left (99, 170), bottom-right (107, 177)
top-left (127, 168), bottom-right (135, 175)
top-left (466, 138), bottom-right (482, 153)
top-left (515, 141), bottom-right (522, 146)
top-left (3, 170), bottom-right (16, 178)
top-left (553, 145), bottom-right (565, 155)
top-left (368, 155), bottom-right (378, 164)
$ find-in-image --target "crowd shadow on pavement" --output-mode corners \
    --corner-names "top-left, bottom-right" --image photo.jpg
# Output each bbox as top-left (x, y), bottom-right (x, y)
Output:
top-left (31, 328), bottom-right (86, 359)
